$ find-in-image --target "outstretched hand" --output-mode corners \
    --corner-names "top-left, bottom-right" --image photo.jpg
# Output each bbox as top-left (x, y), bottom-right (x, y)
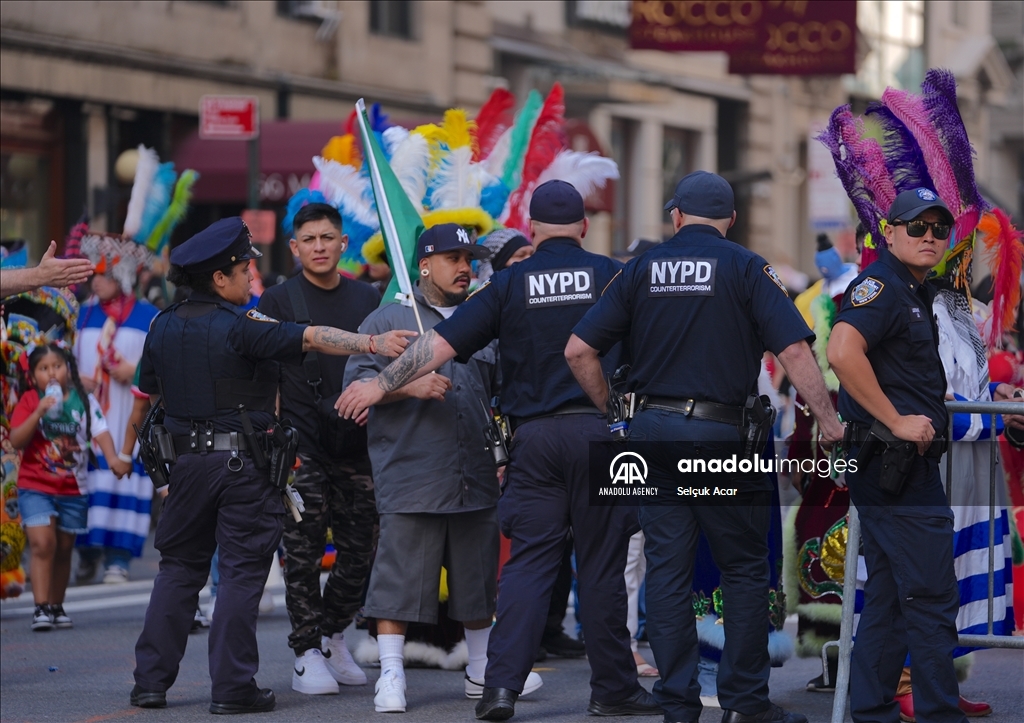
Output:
top-left (375, 330), bottom-right (418, 357)
top-left (37, 240), bottom-right (95, 288)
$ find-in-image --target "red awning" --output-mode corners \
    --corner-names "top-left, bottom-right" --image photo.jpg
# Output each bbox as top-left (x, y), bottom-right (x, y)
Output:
top-left (174, 121), bottom-right (342, 204)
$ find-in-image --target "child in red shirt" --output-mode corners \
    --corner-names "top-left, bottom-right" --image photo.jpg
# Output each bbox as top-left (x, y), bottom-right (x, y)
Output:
top-left (10, 344), bottom-right (129, 631)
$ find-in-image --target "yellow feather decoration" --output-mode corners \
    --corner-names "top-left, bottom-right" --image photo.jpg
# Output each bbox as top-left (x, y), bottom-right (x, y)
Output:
top-left (321, 134), bottom-right (360, 168)
top-left (422, 208), bottom-right (494, 236)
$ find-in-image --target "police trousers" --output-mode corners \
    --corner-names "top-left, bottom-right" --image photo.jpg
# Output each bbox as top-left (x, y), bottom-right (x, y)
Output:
top-left (134, 451), bottom-right (284, 703)
top-left (848, 451), bottom-right (965, 723)
top-left (485, 414), bottom-right (641, 703)
top-left (630, 409), bottom-right (773, 721)
top-left (282, 453), bottom-right (377, 655)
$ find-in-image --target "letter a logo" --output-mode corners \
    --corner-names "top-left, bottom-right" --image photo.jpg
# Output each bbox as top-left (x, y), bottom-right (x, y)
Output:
top-left (609, 452), bottom-right (648, 485)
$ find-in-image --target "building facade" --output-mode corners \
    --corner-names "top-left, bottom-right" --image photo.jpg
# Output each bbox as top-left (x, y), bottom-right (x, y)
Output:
top-left (1, 0), bottom-right (1017, 281)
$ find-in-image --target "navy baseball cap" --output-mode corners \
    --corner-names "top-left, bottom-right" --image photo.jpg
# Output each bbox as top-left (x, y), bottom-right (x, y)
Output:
top-left (417, 223), bottom-right (491, 263)
top-left (170, 217), bottom-right (262, 273)
top-left (664, 171), bottom-right (735, 219)
top-left (887, 188), bottom-right (954, 225)
top-left (529, 180), bottom-right (586, 224)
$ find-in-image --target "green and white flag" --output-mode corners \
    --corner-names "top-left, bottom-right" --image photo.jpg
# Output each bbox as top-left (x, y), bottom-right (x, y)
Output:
top-left (355, 99), bottom-right (424, 311)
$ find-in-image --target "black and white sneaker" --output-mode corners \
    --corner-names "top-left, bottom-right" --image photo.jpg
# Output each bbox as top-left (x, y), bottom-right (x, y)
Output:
top-left (50, 604), bottom-right (73, 629)
top-left (31, 605), bottom-right (54, 632)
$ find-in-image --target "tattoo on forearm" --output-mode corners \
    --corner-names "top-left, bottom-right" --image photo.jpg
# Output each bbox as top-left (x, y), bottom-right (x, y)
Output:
top-left (312, 326), bottom-right (367, 353)
top-left (378, 329), bottom-right (436, 392)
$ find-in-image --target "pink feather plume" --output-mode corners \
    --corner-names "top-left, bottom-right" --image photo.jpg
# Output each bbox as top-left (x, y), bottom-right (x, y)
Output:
top-left (978, 208), bottom-right (1024, 348)
top-left (835, 109), bottom-right (897, 213)
top-left (881, 88), bottom-right (961, 215)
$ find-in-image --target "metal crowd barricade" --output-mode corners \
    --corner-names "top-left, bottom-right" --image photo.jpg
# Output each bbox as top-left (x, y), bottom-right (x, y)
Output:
top-left (830, 399), bottom-right (1024, 723)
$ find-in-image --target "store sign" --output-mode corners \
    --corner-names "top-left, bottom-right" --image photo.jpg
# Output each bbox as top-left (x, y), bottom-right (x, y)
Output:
top-left (199, 96), bottom-right (260, 140)
top-left (629, 1), bottom-right (857, 75)
top-left (572, 0), bottom-right (632, 29)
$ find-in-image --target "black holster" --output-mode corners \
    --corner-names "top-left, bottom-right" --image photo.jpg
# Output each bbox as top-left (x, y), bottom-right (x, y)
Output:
top-left (266, 420), bottom-right (299, 491)
top-left (866, 420), bottom-right (916, 495)
top-left (481, 398), bottom-right (510, 467)
top-left (134, 403), bottom-right (172, 488)
top-left (742, 394), bottom-right (776, 458)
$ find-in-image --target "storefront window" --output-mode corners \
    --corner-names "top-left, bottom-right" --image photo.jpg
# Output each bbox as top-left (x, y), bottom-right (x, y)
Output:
top-left (0, 151), bottom-right (51, 265)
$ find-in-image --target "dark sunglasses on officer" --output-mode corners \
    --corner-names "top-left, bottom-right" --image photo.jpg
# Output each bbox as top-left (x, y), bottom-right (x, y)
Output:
top-left (891, 218), bottom-right (952, 240)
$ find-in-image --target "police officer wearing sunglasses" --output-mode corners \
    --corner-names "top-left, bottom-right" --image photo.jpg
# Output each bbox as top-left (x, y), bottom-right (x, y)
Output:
top-left (827, 189), bottom-right (966, 723)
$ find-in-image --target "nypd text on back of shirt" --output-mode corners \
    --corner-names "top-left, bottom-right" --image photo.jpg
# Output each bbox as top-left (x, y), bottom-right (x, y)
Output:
top-left (648, 257), bottom-right (717, 296)
top-left (525, 267), bottom-right (595, 307)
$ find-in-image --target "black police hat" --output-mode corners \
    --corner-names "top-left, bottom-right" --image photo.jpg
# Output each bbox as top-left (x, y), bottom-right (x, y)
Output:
top-left (170, 217), bottom-right (263, 273)
top-left (887, 188), bottom-right (955, 225)
top-left (416, 223), bottom-right (491, 263)
top-left (529, 180), bottom-right (585, 225)
top-left (664, 171), bottom-right (734, 219)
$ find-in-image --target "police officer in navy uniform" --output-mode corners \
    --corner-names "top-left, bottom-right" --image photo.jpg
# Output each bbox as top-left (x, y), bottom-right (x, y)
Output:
top-left (129, 218), bottom-right (413, 714)
top-left (565, 171), bottom-right (844, 723)
top-left (827, 189), bottom-right (965, 723)
top-left (338, 180), bottom-right (662, 721)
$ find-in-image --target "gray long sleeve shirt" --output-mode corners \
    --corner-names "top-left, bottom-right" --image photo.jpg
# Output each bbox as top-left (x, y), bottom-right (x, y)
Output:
top-left (343, 286), bottom-right (499, 514)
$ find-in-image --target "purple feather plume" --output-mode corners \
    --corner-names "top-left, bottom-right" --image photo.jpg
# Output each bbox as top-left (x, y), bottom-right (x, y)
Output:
top-left (921, 68), bottom-right (987, 216)
top-left (817, 106), bottom-right (883, 234)
top-left (866, 101), bottom-right (935, 195)
top-left (881, 88), bottom-right (961, 213)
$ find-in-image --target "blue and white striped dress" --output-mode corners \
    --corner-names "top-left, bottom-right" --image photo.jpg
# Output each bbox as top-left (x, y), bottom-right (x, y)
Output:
top-left (74, 298), bottom-right (159, 557)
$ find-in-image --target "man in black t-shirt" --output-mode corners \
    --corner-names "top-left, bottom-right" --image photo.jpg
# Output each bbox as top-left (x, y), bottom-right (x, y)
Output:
top-left (258, 203), bottom-right (381, 696)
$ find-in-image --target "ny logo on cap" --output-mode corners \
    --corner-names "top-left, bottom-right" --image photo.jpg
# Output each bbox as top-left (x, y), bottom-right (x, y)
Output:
top-left (457, 228), bottom-right (470, 245)
top-left (916, 189), bottom-right (937, 201)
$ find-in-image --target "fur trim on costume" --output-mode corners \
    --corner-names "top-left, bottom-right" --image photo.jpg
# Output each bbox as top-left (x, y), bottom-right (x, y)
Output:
top-left (795, 630), bottom-right (839, 659)
top-left (783, 504), bottom-right (801, 615)
top-left (694, 615), bottom-right (794, 665)
top-left (354, 637), bottom-right (468, 671)
top-left (795, 602), bottom-right (845, 625)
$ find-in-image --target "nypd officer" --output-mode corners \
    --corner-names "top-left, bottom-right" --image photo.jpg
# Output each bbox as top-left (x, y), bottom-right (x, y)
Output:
top-left (129, 218), bottom-right (413, 714)
top-left (827, 189), bottom-right (965, 723)
top-left (565, 171), bottom-right (843, 723)
top-left (338, 181), bottom-right (661, 721)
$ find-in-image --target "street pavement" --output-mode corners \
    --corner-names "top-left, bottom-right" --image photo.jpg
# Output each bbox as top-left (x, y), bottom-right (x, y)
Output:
top-left (2, 539), bottom-right (1021, 723)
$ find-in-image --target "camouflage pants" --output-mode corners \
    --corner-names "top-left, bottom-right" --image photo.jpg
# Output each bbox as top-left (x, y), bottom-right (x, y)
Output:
top-left (282, 453), bottom-right (378, 654)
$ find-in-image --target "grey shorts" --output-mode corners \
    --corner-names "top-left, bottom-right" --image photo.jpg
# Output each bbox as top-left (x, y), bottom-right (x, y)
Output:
top-left (364, 507), bottom-right (499, 624)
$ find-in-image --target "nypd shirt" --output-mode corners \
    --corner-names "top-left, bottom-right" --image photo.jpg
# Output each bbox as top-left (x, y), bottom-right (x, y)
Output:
top-left (434, 237), bottom-right (624, 419)
top-left (573, 224), bottom-right (812, 407)
top-left (834, 247), bottom-right (948, 433)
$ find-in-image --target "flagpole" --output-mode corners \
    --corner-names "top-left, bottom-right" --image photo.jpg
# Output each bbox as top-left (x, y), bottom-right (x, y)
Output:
top-left (356, 98), bottom-right (425, 335)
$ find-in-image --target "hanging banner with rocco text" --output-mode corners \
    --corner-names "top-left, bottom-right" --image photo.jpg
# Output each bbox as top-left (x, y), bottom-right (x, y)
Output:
top-left (629, 1), bottom-right (857, 76)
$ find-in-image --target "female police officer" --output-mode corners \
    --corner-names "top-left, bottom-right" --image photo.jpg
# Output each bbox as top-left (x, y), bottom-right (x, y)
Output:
top-left (129, 218), bottom-right (413, 714)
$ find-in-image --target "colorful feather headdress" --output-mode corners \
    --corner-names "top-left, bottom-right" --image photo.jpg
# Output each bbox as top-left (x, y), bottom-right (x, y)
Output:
top-left (73, 145), bottom-right (197, 293)
top-left (817, 68), bottom-right (1023, 345)
top-left (283, 85), bottom-right (619, 273)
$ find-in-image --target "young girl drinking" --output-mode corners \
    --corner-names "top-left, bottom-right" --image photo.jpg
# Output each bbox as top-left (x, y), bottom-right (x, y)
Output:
top-left (9, 344), bottom-right (130, 630)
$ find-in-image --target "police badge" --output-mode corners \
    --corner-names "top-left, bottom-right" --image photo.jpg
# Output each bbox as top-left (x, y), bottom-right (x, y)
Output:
top-left (851, 278), bottom-right (884, 307)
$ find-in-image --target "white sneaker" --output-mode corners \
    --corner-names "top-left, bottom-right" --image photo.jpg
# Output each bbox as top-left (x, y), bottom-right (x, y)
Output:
top-left (374, 669), bottom-right (407, 713)
top-left (292, 649), bottom-right (340, 695)
top-left (102, 566), bottom-right (129, 584)
top-left (322, 634), bottom-right (368, 685)
top-left (464, 670), bottom-right (543, 699)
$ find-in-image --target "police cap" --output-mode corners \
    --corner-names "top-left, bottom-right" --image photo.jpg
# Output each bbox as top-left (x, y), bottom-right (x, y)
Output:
top-left (887, 188), bottom-right (955, 225)
top-left (170, 217), bottom-right (263, 273)
top-left (664, 170), bottom-right (734, 219)
top-left (529, 180), bottom-right (585, 224)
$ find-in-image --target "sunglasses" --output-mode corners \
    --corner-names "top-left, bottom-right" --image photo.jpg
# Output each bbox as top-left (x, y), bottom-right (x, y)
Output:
top-left (891, 219), bottom-right (951, 240)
